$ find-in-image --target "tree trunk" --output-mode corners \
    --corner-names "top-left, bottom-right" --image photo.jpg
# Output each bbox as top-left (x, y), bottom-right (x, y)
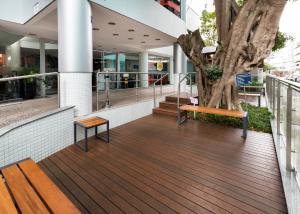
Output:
top-left (178, 0), bottom-right (287, 110)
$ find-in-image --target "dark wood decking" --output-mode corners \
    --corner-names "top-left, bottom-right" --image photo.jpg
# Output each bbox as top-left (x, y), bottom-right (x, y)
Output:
top-left (39, 115), bottom-right (287, 214)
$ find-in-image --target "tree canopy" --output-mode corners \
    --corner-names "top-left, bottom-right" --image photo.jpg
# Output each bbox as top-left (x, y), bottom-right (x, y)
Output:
top-left (179, 0), bottom-right (287, 110)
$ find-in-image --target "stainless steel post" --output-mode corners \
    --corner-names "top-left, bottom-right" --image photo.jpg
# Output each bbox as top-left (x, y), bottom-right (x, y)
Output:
top-left (272, 79), bottom-right (276, 114)
top-left (190, 73), bottom-right (192, 97)
top-left (153, 85), bottom-right (156, 107)
top-left (105, 73), bottom-right (110, 108)
top-left (160, 74), bottom-right (163, 96)
top-left (277, 82), bottom-right (281, 135)
top-left (96, 72), bottom-right (99, 110)
top-left (286, 86), bottom-right (293, 171)
top-left (135, 74), bottom-right (139, 101)
top-left (57, 73), bottom-right (60, 108)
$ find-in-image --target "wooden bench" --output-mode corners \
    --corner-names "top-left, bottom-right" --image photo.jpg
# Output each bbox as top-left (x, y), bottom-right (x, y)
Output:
top-left (74, 116), bottom-right (109, 152)
top-left (238, 92), bottom-right (261, 107)
top-left (178, 105), bottom-right (248, 139)
top-left (0, 159), bottom-right (80, 214)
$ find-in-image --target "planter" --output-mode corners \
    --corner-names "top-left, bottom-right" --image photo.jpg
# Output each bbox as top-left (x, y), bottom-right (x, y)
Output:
top-left (20, 79), bottom-right (36, 99)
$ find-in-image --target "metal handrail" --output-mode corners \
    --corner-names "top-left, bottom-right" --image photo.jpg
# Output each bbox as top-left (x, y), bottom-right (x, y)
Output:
top-left (96, 71), bottom-right (172, 110)
top-left (177, 73), bottom-right (193, 111)
top-left (0, 72), bottom-right (58, 82)
top-left (153, 73), bottom-right (169, 107)
top-left (267, 74), bottom-right (300, 92)
top-left (0, 72), bottom-right (60, 107)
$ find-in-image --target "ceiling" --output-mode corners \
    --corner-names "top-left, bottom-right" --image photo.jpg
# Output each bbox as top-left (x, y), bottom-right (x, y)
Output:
top-left (0, 1), bottom-right (176, 53)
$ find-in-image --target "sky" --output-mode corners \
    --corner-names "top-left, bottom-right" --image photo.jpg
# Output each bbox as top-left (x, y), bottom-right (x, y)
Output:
top-left (280, 1), bottom-right (300, 41)
top-left (187, 0), bottom-right (300, 41)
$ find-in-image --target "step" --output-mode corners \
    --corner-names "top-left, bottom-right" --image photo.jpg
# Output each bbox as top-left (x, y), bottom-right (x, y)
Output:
top-left (159, 101), bottom-right (179, 110)
top-left (152, 107), bottom-right (177, 117)
top-left (165, 96), bottom-right (191, 104)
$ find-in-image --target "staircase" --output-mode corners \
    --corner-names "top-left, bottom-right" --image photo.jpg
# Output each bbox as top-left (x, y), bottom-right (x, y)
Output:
top-left (153, 96), bottom-right (191, 117)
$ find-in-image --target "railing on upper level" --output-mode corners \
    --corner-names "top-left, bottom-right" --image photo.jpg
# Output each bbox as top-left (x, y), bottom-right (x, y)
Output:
top-left (0, 72), bottom-right (59, 128)
top-left (266, 74), bottom-right (300, 212)
top-left (96, 71), bottom-right (173, 110)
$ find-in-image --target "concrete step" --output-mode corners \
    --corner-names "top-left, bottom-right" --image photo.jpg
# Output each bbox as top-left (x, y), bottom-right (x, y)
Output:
top-left (165, 96), bottom-right (191, 104)
top-left (152, 107), bottom-right (177, 117)
top-left (159, 101), bottom-right (179, 110)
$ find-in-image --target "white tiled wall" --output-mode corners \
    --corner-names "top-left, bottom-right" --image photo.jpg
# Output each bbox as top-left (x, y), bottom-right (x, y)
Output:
top-left (74, 96), bottom-right (166, 141)
top-left (60, 73), bottom-right (92, 116)
top-left (0, 107), bottom-right (74, 167)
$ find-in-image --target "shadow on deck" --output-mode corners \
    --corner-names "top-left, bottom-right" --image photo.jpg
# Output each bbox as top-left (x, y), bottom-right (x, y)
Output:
top-left (39, 114), bottom-right (287, 214)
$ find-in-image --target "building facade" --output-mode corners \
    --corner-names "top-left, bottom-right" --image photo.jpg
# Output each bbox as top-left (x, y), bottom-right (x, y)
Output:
top-left (0, 0), bottom-right (201, 116)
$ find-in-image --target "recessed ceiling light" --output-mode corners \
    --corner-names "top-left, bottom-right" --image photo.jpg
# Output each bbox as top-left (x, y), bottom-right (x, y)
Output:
top-left (113, 33), bottom-right (119, 36)
top-left (155, 38), bottom-right (161, 41)
top-left (144, 34), bottom-right (149, 37)
top-left (108, 22), bottom-right (116, 25)
top-left (128, 29), bottom-right (135, 32)
top-left (92, 27), bottom-right (100, 31)
top-left (128, 38), bottom-right (134, 40)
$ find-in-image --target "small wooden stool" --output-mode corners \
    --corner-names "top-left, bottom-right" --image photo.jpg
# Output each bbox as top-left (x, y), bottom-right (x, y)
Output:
top-left (74, 116), bottom-right (109, 152)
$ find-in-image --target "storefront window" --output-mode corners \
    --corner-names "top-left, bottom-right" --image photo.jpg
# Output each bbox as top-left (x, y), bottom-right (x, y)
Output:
top-left (155, 0), bottom-right (181, 17)
top-left (148, 55), bottom-right (170, 85)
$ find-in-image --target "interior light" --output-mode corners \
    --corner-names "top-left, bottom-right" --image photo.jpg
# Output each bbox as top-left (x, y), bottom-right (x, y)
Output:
top-left (7, 56), bottom-right (12, 61)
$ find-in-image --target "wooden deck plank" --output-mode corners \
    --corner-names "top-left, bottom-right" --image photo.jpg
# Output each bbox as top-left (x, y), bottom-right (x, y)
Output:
top-left (18, 159), bottom-right (80, 214)
top-left (38, 162), bottom-right (90, 214)
top-left (107, 131), bottom-right (287, 213)
top-left (1, 164), bottom-right (49, 214)
top-left (0, 175), bottom-right (18, 214)
top-left (39, 114), bottom-right (287, 214)
top-left (42, 158), bottom-right (106, 214)
top-left (51, 153), bottom-right (142, 214)
top-left (55, 150), bottom-right (160, 214)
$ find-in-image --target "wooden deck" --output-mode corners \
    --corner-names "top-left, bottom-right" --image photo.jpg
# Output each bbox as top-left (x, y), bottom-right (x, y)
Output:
top-left (39, 115), bottom-right (287, 214)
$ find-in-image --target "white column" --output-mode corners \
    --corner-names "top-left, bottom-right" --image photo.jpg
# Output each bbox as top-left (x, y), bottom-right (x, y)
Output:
top-left (6, 41), bottom-right (21, 70)
top-left (40, 40), bottom-right (46, 97)
top-left (139, 52), bottom-right (149, 88)
top-left (169, 56), bottom-right (174, 85)
top-left (57, 0), bottom-right (93, 116)
top-left (173, 43), bottom-right (187, 92)
top-left (116, 53), bottom-right (121, 89)
top-left (180, 0), bottom-right (187, 21)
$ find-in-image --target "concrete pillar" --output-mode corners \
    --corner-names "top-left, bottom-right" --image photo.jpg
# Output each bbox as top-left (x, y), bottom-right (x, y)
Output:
top-left (139, 52), bottom-right (149, 88)
top-left (39, 40), bottom-right (46, 97)
top-left (169, 56), bottom-right (174, 85)
top-left (173, 43), bottom-right (187, 92)
top-left (116, 53), bottom-right (121, 89)
top-left (6, 41), bottom-right (21, 70)
top-left (180, 0), bottom-right (187, 21)
top-left (57, 0), bottom-right (93, 116)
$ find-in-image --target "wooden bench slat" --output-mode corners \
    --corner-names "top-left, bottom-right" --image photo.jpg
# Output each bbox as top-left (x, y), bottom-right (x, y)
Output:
top-left (76, 117), bottom-right (107, 128)
top-left (2, 164), bottom-right (50, 214)
top-left (238, 93), bottom-right (261, 97)
top-left (0, 176), bottom-right (18, 214)
top-left (18, 159), bottom-right (81, 214)
top-left (179, 105), bottom-right (247, 118)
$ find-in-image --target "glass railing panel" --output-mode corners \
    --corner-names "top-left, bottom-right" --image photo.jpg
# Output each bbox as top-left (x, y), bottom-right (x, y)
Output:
top-left (292, 90), bottom-right (300, 177)
top-left (0, 72), bottom-right (59, 128)
top-left (280, 84), bottom-right (288, 137)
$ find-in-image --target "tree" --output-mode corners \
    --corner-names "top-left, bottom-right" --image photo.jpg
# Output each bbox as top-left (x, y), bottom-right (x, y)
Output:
top-left (200, 10), bottom-right (217, 46)
top-left (178, 0), bottom-right (287, 110)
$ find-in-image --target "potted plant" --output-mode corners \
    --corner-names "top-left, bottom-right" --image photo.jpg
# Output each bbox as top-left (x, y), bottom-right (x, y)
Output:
top-left (19, 68), bottom-right (39, 99)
